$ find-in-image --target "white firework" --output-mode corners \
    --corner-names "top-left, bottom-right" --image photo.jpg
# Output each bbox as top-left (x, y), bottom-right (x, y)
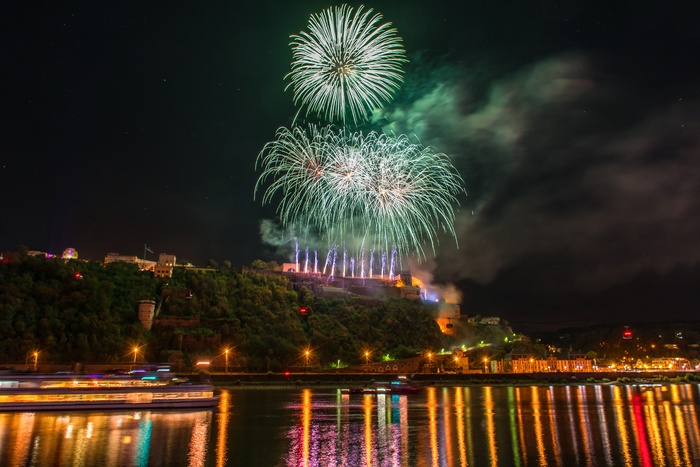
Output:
top-left (255, 125), bottom-right (464, 258)
top-left (286, 4), bottom-right (407, 125)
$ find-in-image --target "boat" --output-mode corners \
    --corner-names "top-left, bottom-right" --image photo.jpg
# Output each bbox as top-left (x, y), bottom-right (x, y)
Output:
top-left (341, 387), bottom-right (374, 394)
top-left (389, 380), bottom-right (421, 394)
top-left (341, 376), bottom-right (421, 395)
top-left (0, 368), bottom-right (218, 412)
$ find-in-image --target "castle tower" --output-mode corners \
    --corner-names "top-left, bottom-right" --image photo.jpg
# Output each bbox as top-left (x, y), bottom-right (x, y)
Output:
top-left (138, 300), bottom-right (156, 330)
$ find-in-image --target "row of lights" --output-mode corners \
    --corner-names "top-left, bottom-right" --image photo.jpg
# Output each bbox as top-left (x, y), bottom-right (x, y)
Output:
top-left (33, 346), bottom-right (481, 372)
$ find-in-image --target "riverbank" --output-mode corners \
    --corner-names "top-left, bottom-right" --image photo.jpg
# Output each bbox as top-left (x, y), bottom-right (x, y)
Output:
top-left (199, 370), bottom-right (700, 389)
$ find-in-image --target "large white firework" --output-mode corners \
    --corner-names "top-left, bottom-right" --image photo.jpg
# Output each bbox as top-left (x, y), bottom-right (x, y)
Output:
top-left (255, 125), bottom-right (464, 257)
top-left (286, 4), bottom-right (407, 125)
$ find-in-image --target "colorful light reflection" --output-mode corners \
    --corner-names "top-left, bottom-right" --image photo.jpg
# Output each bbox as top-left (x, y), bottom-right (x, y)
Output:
top-left (280, 384), bottom-right (700, 466)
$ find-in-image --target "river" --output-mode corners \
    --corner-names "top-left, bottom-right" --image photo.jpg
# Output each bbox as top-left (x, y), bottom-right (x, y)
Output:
top-left (1, 383), bottom-right (699, 466)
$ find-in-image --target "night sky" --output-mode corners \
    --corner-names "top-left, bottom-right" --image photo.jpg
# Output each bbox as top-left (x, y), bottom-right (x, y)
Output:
top-left (3, 1), bottom-right (700, 330)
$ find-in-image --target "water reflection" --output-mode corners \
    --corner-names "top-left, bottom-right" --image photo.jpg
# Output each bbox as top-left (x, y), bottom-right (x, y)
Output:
top-left (216, 390), bottom-right (230, 467)
top-left (283, 384), bottom-right (700, 467)
top-left (1, 384), bottom-right (700, 466)
top-left (0, 410), bottom-right (212, 466)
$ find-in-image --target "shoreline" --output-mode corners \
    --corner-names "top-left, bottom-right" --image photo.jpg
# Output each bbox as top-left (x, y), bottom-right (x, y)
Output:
top-left (206, 371), bottom-right (699, 390)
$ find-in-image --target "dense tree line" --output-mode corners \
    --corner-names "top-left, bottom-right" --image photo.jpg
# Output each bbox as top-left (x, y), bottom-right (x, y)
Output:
top-left (0, 254), bottom-right (152, 365)
top-left (0, 253), bottom-right (463, 370)
top-left (16, 251), bottom-right (673, 371)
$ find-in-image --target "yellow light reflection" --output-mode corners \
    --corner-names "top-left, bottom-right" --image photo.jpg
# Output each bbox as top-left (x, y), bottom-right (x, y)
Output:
top-left (670, 385), bottom-right (681, 405)
top-left (577, 386), bottom-right (593, 466)
top-left (659, 395), bottom-right (682, 467)
top-left (427, 387), bottom-right (439, 467)
top-left (507, 386), bottom-right (522, 467)
top-left (302, 389), bottom-right (311, 467)
top-left (613, 386), bottom-right (633, 467)
top-left (364, 394), bottom-right (373, 467)
top-left (516, 387), bottom-right (528, 464)
top-left (673, 401), bottom-right (692, 466)
top-left (531, 386), bottom-right (546, 466)
top-left (442, 387), bottom-right (455, 467)
top-left (72, 419), bottom-right (89, 466)
top-left (547, 387), bottom-right (561, 466)
top-left (106, 414), bottom-right (124, 463)
top-left (216, 390), bottom-right (230, 467)
top-left (455, 387), bottom-right (468, 467)
top-left (595, 385), bottom-right (613, 465)
top-left (681, 385), bottom-right (700, 463)
top-left (464, 387), bottom-right (475, 467)
top-left (644, 392), bottom-right (664, 467)
top-left (565, 387), bottom-right (581, 465)
top-left (484, 385), bottom-right (498, 466)
top-left (11, 413), bottom-right (35, 466)
top-left (188, 415), bottom-right (210, 467)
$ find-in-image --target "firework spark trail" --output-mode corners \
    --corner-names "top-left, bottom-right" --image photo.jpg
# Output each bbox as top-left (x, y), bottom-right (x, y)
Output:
top-left (255, 125), bottom-right (465, 259)
top-left (286, 4), bottom-right (407, 125)
top-left (323, 246), bottom-right (333, 275)
top-left (390, 248), bottom-right (397, 280)
top-left (360, 245), bottom-right (366, 279)
top-left (331, 248), bottom-right (338, 280)
top-left (343, 244), bottom-right (347, 278)
top-left (294, 238), bottom-right (299, 271)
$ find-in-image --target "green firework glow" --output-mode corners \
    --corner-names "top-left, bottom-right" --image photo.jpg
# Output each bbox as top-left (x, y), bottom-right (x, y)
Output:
top-left (255, 125), bottom-right (465, 258)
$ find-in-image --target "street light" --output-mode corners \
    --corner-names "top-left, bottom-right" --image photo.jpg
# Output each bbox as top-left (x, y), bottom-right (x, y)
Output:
top-left (305, 350), bottom-right (310, 373)
top-left (224, 348), bottom-right (230, 374)
top-left (132, 346), bottom-right (140, 370)
top-left (364, 351), bottom-right (370, 365)
top-left (483, 357), bottom-right (488, 374)
top-left (33, 351), bottom-right (39, 371)
top-left (427, 352), bottom-right (432, 374)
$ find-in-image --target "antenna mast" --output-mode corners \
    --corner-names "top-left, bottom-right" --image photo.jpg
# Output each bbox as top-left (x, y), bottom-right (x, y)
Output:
top-left (143, 244), bottom-right (154, 261)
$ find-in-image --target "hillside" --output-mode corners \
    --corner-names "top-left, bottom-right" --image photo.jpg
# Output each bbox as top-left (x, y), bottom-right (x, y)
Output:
top-left (0, 254), bottom-right (462, 370)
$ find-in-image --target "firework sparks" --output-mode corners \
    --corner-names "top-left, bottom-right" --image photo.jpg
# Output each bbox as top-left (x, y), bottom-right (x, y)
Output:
top-left (255, 125), bottom-right (465, 258)
top-left (286, 4), bottom-right (407, 125)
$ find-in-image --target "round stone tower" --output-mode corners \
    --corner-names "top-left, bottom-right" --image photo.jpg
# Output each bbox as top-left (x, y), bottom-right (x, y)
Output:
top-left (138, 300), bottom-right (156, 330)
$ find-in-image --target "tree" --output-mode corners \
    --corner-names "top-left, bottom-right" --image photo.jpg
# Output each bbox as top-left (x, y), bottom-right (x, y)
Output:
top-left (206, 259), bottom-right (219, 269)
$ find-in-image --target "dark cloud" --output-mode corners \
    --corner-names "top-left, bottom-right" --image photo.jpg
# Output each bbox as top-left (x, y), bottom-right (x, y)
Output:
top-left (379, 52), bottom-right (700, 301)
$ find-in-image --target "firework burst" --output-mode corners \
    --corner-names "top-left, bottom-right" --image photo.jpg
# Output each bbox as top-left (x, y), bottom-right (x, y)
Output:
top-left (286, 4), bottom-right (407, 125)
top-left (255, 125), bottom-right (465, 258)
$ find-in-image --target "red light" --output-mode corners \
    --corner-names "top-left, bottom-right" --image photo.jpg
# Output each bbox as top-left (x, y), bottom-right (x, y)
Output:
top-left (284, 371), bottom-right (290, 377)
top-left (74, 272), bottom-right (83, 279)
top-left (299, 306), bottom-right (308, 315)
